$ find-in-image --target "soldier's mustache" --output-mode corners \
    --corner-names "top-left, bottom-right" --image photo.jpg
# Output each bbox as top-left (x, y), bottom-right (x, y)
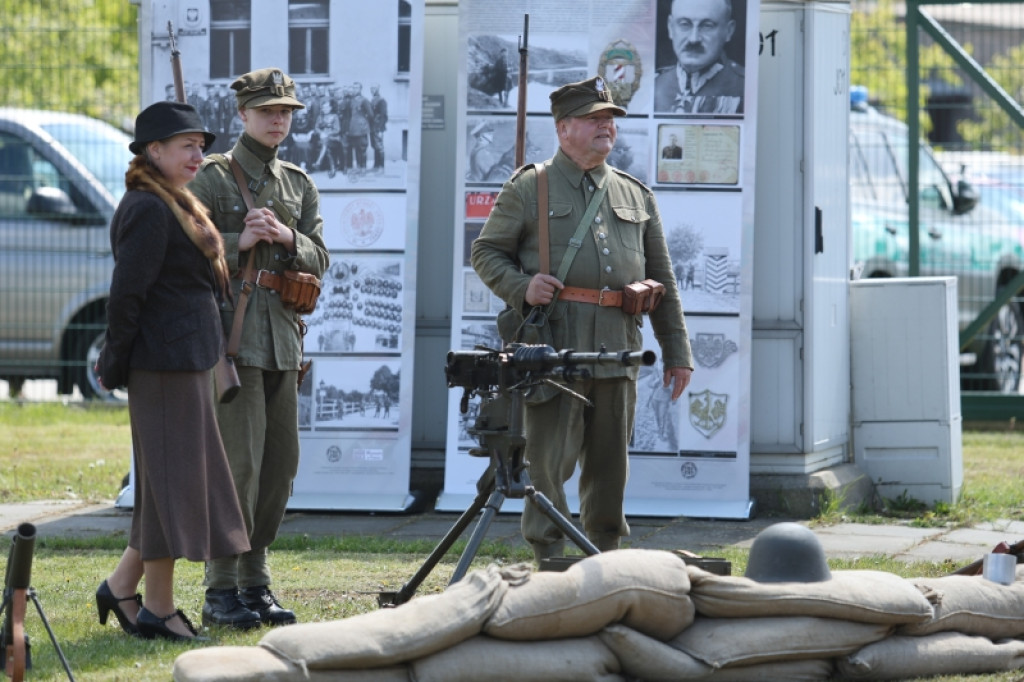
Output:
top-left (682, 42), bottom-right (706, 54)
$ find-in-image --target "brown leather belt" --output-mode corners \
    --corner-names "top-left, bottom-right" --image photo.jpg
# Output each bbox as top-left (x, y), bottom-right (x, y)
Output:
top-left (236, 269), bottom-right (285, 293)
top-left (558, 286), bottom-right (623, 307)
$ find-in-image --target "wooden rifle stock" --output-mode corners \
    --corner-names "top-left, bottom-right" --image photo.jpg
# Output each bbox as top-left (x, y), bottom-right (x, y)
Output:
top-left (168, 21), bottom-right (186, 103)
top-left (513, 14), bottom-right (529, 168)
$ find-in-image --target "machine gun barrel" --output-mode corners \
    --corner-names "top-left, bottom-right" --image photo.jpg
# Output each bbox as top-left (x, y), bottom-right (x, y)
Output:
top-left (508, 344), bottom-right (655, 371)
top-left (445, 344), bottom-right (655, 391)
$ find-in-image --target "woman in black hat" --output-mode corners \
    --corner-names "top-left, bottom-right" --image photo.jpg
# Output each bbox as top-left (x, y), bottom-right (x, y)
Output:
top-left (93, 101), bottom-right (251, 641)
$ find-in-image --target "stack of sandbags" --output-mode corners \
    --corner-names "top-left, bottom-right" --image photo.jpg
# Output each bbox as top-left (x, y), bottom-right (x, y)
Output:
top-left (173, 549), bottom-right (693, 682)
top-left (594, 565), bottom-right (935, 681)
top-left (837, 567), bottom-right (1024, 679)
top-left (172, 548), bottom-right (1024, 682)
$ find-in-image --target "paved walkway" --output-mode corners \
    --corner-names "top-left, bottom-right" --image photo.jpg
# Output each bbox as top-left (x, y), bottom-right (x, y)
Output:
top-left (1, 499), bottom-right (1020, 570)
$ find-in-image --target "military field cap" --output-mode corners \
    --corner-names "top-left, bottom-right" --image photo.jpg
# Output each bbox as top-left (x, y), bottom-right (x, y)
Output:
top-left (130, 101), bottom-right (215, 154)
top-left (231, 68), bottom-right (305, 109)
top-left (549, 76), bottom-right (626, 121)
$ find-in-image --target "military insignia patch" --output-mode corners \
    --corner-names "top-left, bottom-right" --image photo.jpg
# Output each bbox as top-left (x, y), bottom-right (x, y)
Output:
top-left (693, 333), bottom-right (739, 369)
top-left (688, 388), bottom-right (728, 439)
top-left (599, 39), bottom-right (643, 109)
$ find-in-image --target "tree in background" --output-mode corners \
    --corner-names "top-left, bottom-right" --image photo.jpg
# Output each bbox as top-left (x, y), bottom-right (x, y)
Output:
top-left (0, 0), bottom-right (138, 131)
top-left (957, 45), bottom-right (1024, 150)
top-left (850, 0), bottom-right (959, 137)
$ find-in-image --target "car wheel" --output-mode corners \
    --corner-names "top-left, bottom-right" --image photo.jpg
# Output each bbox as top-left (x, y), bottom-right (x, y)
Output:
top-left (977, 298), bottom-right (1024, 394)
top-left (75, 325), bottom-right (127, 402)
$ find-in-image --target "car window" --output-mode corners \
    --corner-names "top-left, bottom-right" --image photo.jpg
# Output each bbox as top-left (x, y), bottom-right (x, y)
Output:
top-left (0, 131), bottom-right (100, 220)
top-left (850, 126), bottom-right (905, 207)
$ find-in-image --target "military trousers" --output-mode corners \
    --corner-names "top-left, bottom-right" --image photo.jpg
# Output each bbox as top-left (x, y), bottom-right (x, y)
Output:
top-left (521, 376), bottom-right (636, 557)
top-left (205, 366), bottom-right (300, 590)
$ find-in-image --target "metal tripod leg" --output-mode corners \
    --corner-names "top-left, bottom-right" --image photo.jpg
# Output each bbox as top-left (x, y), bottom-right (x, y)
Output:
top-left (526, 487), bottom-right (600, 556)
top-left (378, 468), bottom-right (496, 607)
top-left (449, 488), bottom-right (506, 584)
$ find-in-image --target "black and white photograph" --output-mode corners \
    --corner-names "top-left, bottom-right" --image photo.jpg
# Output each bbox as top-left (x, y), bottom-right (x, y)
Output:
top-left (459, 320), bottom-right (502, 351)
top-left (312, 357), bottom-right (401, 431)
top-left (464, 115), bottom-right (556, 184)
top-left (304, 255), bottom-right (404, 355)
top-left (462, 271), bottom-right (506, 316)
top-left (607, 123), bottom-right (650, 184)
top-left (466, 33), bottom-right (589, 113)
top-left (656, 191), bottom-right (741, 314)
top-left (653, 0), bottom-right (747, 115)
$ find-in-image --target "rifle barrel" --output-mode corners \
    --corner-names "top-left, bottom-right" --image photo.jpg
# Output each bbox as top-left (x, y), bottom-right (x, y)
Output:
top-left (513, 14), bottom-right (529, 168)
top-left (168, 21), bottom-right (186, 103)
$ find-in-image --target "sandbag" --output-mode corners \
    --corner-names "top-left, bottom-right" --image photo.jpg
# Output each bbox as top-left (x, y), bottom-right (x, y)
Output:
top-left (411, 635), bottom-right (624, 682)
top-left (670, 615), bottom-right (892, 668)
top-left (686, 566), bottom-right (934, 624)
top-left (261, 563), bottom-right (507, 669)
top-left (837, 632), bottom-right (1024, 680)
top-left (702, 658), bottom-right (834, 681)
top-left (597, 624), bottom-right (713, 680)
top-left (172, 646), bottom-right (409, 682)
top-left (899, 573), bottom-right (1024, 638)
top-left (485, 549), bottom-right (693, 641)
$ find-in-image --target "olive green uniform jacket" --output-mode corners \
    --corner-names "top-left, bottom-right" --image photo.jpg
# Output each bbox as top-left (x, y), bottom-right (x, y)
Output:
top-left (190, 141), bottom-right (329, 370)
top-left (471, 148), bottom-right (693, 378)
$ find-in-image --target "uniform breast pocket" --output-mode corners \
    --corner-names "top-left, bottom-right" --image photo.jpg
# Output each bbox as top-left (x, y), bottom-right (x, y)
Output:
top-left (215, 195), bottom-right (248, 228)
top-left (612, 204), bottom-right (649, 253)
top-left (542, 201), bottom-right (573, 224)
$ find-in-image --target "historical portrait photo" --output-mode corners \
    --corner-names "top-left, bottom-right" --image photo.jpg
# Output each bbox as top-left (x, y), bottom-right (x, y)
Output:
top-left (653, 0), bottom-right (748, 115)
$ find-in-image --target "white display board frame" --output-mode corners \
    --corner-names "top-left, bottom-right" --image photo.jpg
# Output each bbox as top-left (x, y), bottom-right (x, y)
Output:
top-left (439, 0), bottom-right (758, 519)
top-left (120, 0), bottom-right (424, 512)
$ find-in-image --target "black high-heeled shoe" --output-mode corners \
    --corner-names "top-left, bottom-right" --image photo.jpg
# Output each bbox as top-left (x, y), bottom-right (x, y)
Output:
top-left (95, 580), bottom-right (142, 635)
top-left (136, 607), bottom-right (208, 642)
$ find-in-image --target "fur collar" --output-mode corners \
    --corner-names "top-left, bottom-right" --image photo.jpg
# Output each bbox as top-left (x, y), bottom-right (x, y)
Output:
top-left (125, 157), bottom-right (231, 299)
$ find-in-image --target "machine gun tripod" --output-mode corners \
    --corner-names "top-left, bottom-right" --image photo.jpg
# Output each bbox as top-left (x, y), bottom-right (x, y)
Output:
top-left (378, 344), bottom-right (654, 607)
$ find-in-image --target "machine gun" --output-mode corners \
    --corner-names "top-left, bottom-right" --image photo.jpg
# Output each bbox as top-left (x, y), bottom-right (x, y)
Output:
top-left (379, 344), bottom-right (654, 607)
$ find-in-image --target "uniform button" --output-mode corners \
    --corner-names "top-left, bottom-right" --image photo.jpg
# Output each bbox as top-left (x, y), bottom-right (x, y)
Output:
top-left (266, 200), bottom-right (274, 207)
top-left (598, 232), bottom-right (606, 239)
top-left (274, 254), bottom-right (280, 260)
top-left (233, 204), bottom-right (241, 211)
top-left (605, 266), bottom-right (612, 273)
top-left (603, 248), bottom-right (610, 255)
top-left (595, 216), bottom-right (602, 223)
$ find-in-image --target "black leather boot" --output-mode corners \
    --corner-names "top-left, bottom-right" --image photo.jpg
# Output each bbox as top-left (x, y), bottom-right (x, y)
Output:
top-left (202, 587), bottom-right (262, 630)
top-left (240, 586), bottom-right (296, 626)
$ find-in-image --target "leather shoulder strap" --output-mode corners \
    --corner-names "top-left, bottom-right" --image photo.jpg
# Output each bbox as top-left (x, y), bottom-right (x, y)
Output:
top-left (226, 154), bottom-right (257, 358)
top-left (537, 163), bottom-right (549, 275)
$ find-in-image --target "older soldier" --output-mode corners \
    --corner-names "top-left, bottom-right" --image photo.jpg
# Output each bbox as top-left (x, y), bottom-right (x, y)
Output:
top-left (190, 68), bottom-right (329, 629)
top-left (471, 76), bottom-right (693, 563)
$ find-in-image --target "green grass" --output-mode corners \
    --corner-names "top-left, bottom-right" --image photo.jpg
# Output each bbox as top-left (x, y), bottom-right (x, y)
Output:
top-left (5, 403), bottom-right (1024, 680)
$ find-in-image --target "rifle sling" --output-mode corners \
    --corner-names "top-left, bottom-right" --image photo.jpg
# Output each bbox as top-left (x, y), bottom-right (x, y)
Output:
top-left (537, 164), bottom-right (607, 318)
top-left (226, 155), bottom-right (256, 358)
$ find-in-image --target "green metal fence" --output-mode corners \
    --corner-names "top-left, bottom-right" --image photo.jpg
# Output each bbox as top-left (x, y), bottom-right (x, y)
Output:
top-left (852, 0), bottom-right (1024, 414)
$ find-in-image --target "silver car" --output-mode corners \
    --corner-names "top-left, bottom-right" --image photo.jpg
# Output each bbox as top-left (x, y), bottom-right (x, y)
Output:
top-left (0, 108), bottom-right (133, 398)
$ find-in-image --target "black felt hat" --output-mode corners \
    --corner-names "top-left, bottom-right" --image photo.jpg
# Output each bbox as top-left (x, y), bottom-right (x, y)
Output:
top-left (130, 101), bottom-right (216, 154)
